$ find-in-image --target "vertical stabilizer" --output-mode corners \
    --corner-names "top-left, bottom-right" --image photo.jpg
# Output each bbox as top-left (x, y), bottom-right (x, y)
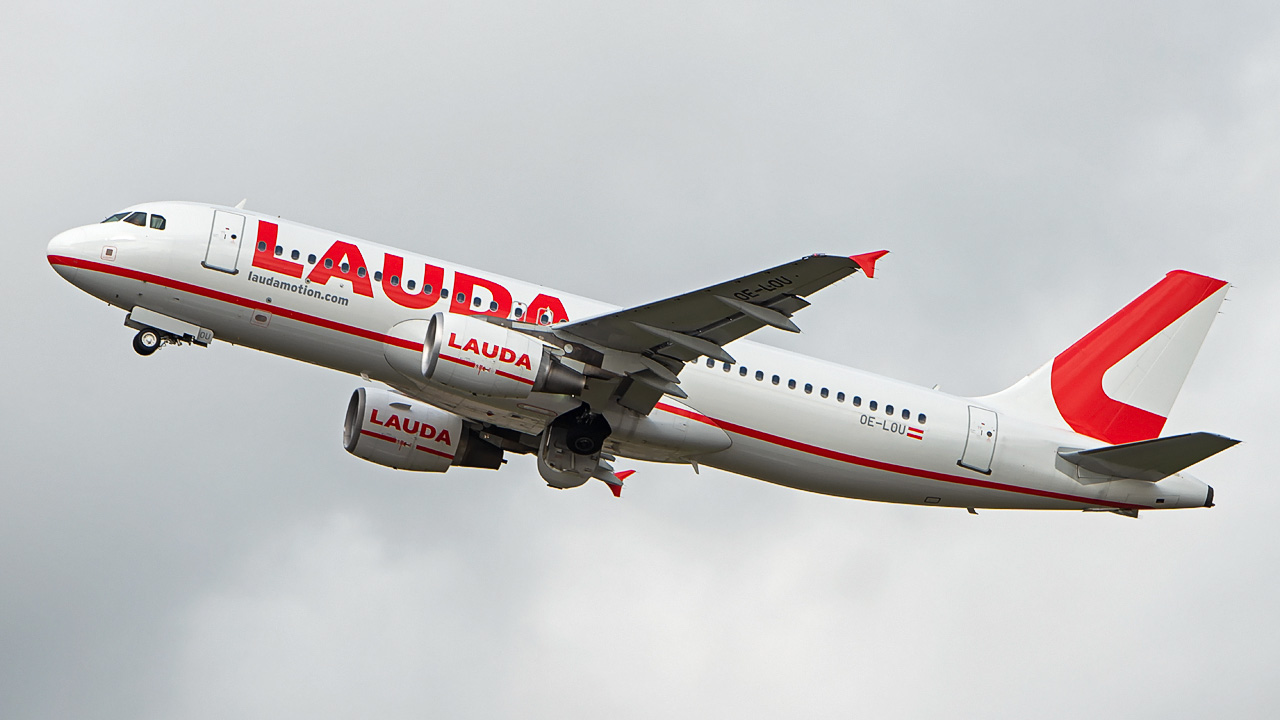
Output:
top-left (983, 271), bottom-right (1228, 444)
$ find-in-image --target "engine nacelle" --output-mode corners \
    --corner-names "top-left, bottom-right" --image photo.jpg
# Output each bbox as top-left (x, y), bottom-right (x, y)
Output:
top-left (420, 313), bottom-right (585, 398)
top-left (343, 387), bottom-right (503, 471)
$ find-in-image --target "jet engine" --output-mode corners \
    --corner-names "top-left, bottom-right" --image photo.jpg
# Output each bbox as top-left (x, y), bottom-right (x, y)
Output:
top-left (343, 387), bottom-right (503, 471)
top-left (411, 313), bottom-right (585, 398)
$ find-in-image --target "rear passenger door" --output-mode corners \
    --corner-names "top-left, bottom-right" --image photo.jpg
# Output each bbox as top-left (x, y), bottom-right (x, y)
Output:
top-left (958, 406), bottom-right (998, 474)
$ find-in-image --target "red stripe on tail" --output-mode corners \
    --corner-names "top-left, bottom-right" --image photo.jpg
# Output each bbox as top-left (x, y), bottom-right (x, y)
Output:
top-left (1050, 270), bottom-right (1226, 444)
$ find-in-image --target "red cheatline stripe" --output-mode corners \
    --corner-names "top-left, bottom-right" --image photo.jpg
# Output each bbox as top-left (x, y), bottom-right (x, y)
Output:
top-left (439, 353), bottom-right (535, 385)
top-left (440, 353), bottom-right (477, 369)
top-left (495, 368), bottom-right (534, 385)
top-left (415, 444), bottom-right (454, 460)
top-left (361, 429), bottom-right (399, 444)
top-left (362, 429), bottom-right (455, 460)
top-left (48, 255), bottom-right (422, 351)
top-left (653, 402), bottom-right (1143, 510)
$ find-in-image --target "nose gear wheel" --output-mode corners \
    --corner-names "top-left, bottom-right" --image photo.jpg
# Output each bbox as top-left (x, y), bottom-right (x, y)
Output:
top-left (132, 329), bottom-right (161, 356)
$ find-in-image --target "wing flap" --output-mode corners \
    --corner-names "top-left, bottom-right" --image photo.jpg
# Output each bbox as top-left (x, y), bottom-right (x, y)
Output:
top-left (1059, 432), bottom-right (1239, 482)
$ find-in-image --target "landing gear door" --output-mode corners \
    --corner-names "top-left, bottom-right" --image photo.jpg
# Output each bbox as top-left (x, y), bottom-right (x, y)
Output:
top-left (959, 406), bottom-right (998, 474)
top-left (203, 210), bottom-right (246, 274)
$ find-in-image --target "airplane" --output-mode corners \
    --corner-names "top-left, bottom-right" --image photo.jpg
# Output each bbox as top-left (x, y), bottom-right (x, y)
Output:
top-left (47, 201), bottom-right (1239, 516)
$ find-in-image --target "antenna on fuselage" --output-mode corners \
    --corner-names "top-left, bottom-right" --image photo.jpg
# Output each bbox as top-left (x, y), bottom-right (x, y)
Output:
top-left (234, 198), bottom-right (247, 209)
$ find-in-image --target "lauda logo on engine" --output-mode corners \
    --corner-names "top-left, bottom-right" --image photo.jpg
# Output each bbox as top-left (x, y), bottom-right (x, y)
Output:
top-left (446, 333), bottom-right (534, 372)
top-left (251, 220), bottom-right (570, 322)
top-left (369, 409), bottom-right (453, 447)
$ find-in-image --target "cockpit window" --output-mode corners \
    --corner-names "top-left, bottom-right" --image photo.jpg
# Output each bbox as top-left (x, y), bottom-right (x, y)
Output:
top-left (123, 211), bottom-right (147, 227)
top-left (101, 212), bottom-right (128, 223)
top-left (149, 214), bottom-right (166, 230)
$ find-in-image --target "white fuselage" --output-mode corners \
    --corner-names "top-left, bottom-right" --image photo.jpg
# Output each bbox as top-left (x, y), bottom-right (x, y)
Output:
top-left (47, 202), bottom-right (1212, 511)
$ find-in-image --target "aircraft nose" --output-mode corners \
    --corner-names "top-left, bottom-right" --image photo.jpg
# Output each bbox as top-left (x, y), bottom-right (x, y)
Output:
top-left (48, 226), bottom-right (84, 256)
top-left (47, 227), bottom-right (85, 282)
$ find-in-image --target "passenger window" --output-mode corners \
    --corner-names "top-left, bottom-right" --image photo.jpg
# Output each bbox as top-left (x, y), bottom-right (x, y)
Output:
top-left (788, 379), bottom-right (796, 390)
top-left (514, 307), bottom-right (524, 318)
top-left (424, 285), bottom-right (433, 294)
top-left (723, 362), bottom-right (732, 372)
top-left (456, 292), bottom-right (466, 303)
top-left (853, 396), bottom-right (862, 407)
top-left (124, 211), bottom-right (146, 226)
top-left (440, 287), bottom-right (449, 297)
top-left (291, 249), bottom-right (300, 261)
top-left (274, 245), bottom-right (283, 256)
top-left (390, 275), bottom-right (400, 287)
top-left (406, 279), bottom-right (416, 290)
top-left (739, 366), bottom-right (748, 377)
top-left (706, 359), bottom-right (715, 368)
top-left (918, 413), bottom-right (927, 424)
top-left (324, 258), bottom-right (334, 269)
top-left (837, 391), bottom-right (845, 402)
top-left (101, 212), bottom-right (128, 223)
top-left (820, 388), bottom-right (829, 398)
top-left (490, 301), bottom-right (499, 311)
top-left (902, 408), bottom-right (910, 419)
top-left (804, 383), bottom-right (813, 394)
top-left (340, 262), bottom-right (349, 273)
top-left (473, 297), bottom-right (482, 308)
top-left (755, 371), bottom-right (764, 381)
top-left (257, 241), bottom-right (267, 252)
top-left (357, 267), bottom-right (367, 278)
top-left (772, 375), bottom-right (780, 385)
top-left (869, 400), bottom-right (878, 411)
top-left (373, 271), bottom-right (382, 282)
top-left (886, 404), bottom-right (894, 415)
top-left (149, 215), bottom-right (166, 230)
top-left (308, 254), bottom-right (317, 264)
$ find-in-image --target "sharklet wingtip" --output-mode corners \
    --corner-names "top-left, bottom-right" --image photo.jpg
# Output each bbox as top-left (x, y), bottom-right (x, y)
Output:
top-left (850, 250), bottom-right (889, 279)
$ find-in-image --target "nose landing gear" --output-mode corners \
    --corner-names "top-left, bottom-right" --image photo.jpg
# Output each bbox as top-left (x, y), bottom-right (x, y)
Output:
top-left (124, 308), bottom-right (214, 356)
top-left (131, 328), bottom-right (184, 356)
top-left (132, 329), bottom-right (162, 356)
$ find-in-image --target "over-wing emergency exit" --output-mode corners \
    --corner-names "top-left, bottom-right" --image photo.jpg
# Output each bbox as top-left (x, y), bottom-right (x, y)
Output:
top-left (47, 201), bottom-right (1238, 515)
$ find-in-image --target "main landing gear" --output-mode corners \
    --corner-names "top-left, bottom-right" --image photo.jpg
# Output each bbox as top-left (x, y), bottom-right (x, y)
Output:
top-left (553, 404), bottom-right (612, 456)
top-left (537, 404), bottom-right (616, 491)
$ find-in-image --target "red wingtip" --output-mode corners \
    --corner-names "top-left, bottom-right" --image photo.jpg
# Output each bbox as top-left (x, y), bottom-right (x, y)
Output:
top-left (849, 250), bottom-right (889, 279)
top-left (607, 470), bottom-right (634, 498)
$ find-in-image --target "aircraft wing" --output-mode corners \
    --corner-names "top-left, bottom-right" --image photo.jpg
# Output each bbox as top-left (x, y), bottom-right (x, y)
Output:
top-left (542, 251), bottom-right (887, 413)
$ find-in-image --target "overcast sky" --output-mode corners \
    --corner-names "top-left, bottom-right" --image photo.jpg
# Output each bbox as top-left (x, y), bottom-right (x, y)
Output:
top-left (3, 2), bottom-right (1278, 718)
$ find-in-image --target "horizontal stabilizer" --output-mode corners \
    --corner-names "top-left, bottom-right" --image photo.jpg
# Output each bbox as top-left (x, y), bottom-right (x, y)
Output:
top-left (1059, 432), bottom-right (1239, 482)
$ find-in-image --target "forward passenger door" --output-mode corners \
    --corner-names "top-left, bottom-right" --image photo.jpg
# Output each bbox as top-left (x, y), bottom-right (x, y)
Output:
top-left (203, 210), bottom-right (245, 274)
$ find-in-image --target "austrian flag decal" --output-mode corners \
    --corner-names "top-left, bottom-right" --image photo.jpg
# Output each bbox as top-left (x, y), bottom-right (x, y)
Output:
top-left (907, 426), bottom-right (925, 440)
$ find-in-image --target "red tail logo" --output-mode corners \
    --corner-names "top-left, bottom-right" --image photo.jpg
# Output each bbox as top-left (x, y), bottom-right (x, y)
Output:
top-left (1050, 271), bottom-right (1227, 444)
